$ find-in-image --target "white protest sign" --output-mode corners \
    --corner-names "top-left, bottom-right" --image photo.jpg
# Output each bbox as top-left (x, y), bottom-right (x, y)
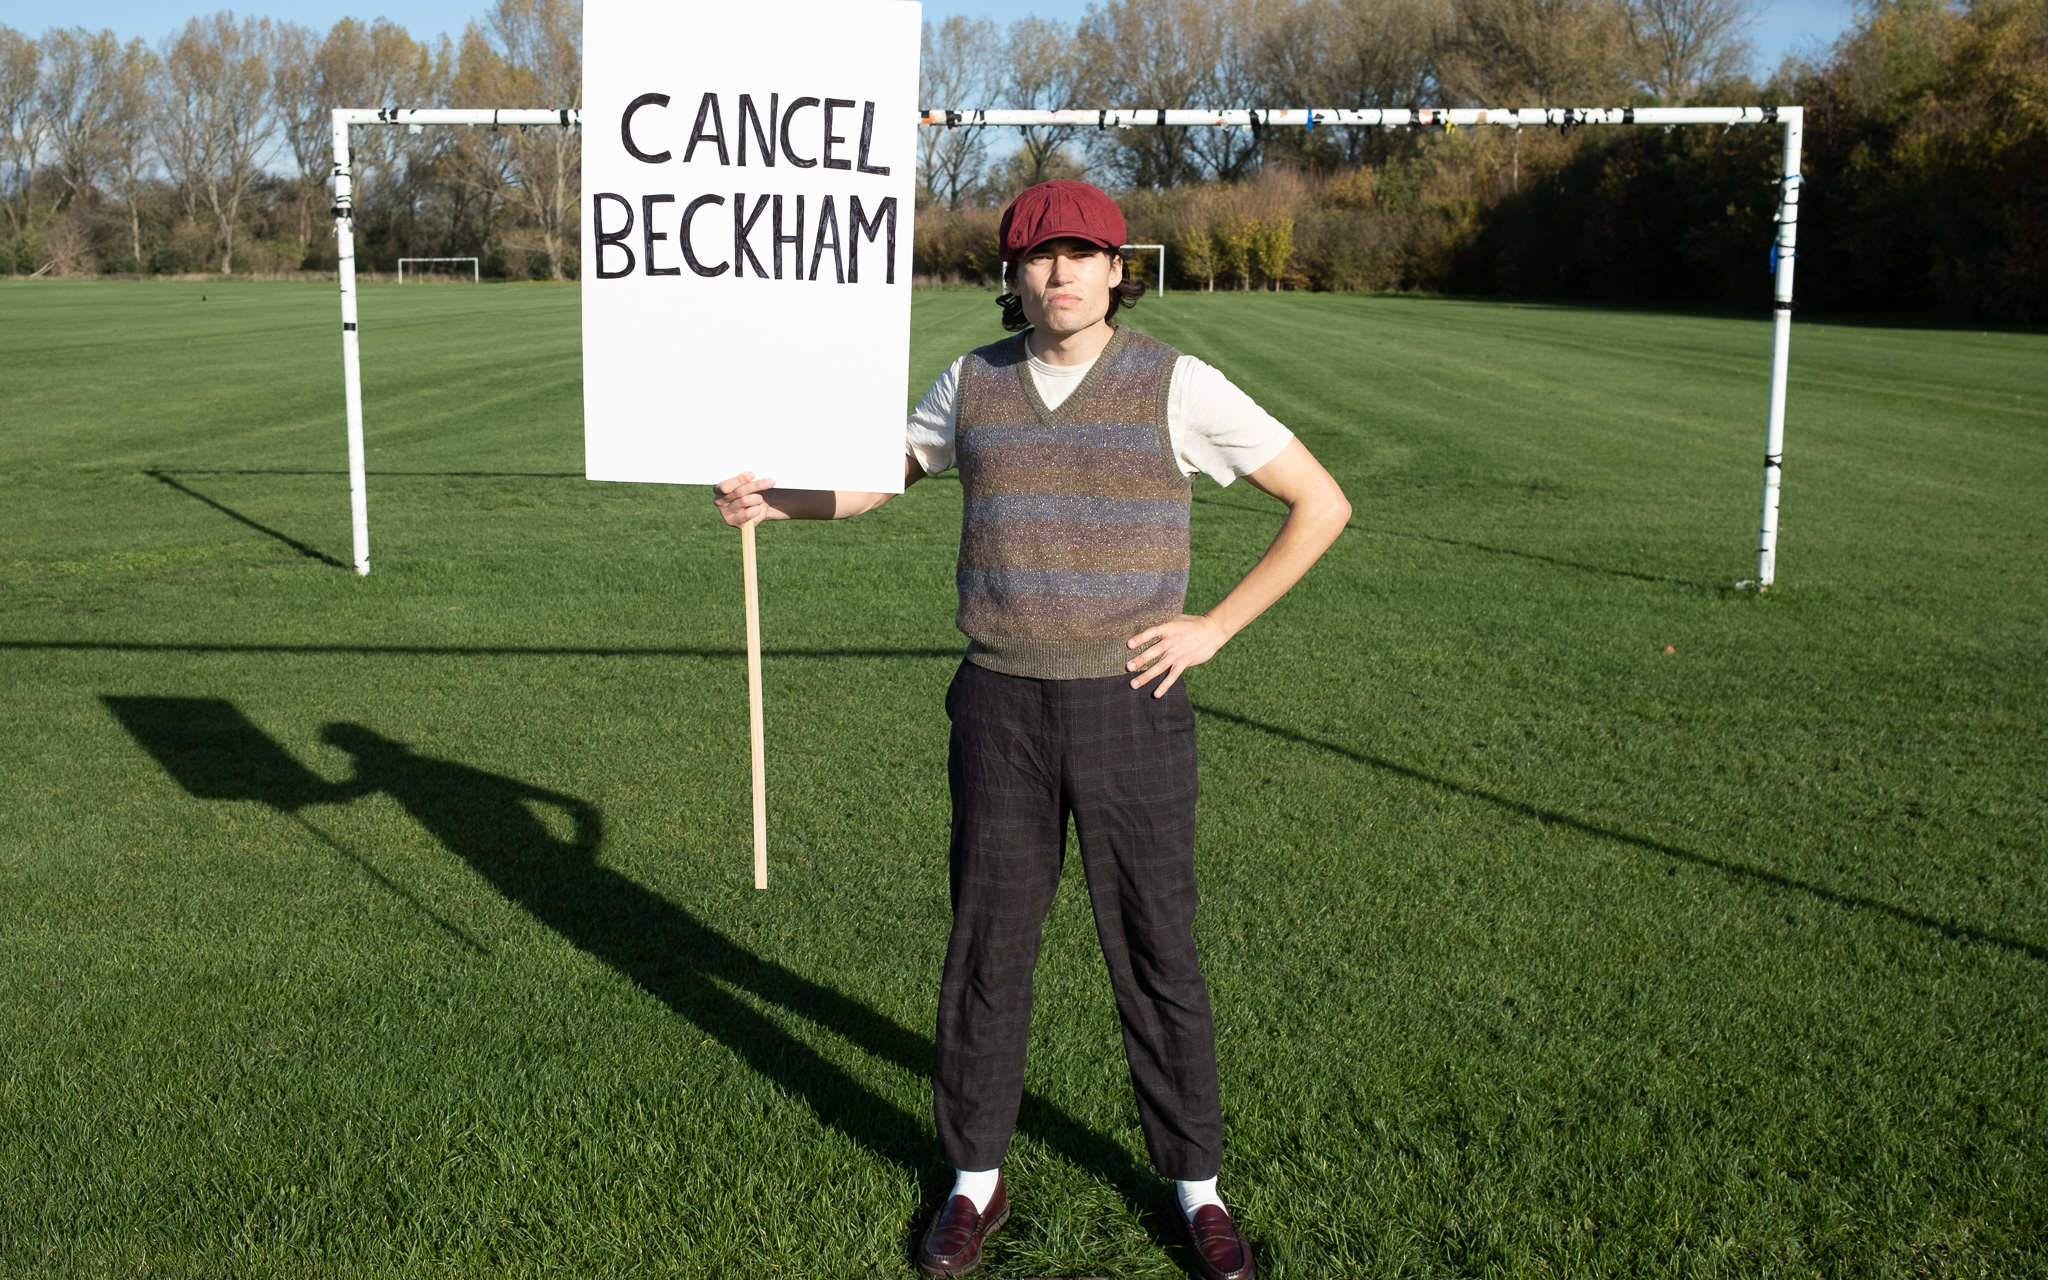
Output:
top-left (582, 0), bottom-right (921, 494)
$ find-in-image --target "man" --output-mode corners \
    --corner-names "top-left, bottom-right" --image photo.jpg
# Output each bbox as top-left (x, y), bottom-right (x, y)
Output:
top-left (713, 180), bottom-right (1349, 1280)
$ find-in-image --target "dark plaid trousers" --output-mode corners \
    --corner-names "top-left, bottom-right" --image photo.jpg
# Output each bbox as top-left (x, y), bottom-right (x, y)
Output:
top-left (934, 659), bottom-right (1223, 1180)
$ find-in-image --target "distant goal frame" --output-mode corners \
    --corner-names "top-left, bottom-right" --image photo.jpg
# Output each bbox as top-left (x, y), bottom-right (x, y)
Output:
top-left (1122, 243), bottom-right (1166, 295)
top-left (397, 256), bottom-right (479, 284)
top-left (331, 104), bottom-right (1802, 590)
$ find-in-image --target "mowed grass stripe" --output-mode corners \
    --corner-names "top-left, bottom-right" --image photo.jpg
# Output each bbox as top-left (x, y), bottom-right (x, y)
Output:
top-left (0, 280), bottom-right (2043, 1278)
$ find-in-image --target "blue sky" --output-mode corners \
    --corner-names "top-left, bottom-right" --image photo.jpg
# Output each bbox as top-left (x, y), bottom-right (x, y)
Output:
top-left (33, 0), bottom-right (1858, 82)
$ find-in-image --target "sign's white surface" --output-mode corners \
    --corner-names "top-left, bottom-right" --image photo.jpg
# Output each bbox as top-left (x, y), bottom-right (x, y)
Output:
top-left (582, 0), bottom-right (920, 492)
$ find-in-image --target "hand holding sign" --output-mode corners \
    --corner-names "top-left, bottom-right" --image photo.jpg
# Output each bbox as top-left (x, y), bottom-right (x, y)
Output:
top-left (711, 473), bottom-right (777, 527)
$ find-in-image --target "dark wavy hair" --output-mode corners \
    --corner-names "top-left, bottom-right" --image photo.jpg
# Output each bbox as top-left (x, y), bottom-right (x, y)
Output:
top-left (996, 248), bottom-right (1147, 332)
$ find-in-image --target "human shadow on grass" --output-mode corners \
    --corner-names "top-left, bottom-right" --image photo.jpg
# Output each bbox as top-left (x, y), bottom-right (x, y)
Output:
top-left (101, 695), bottom-right (1184, 1256)
top-left (143, 469), bottom-right (349, 569)
top-left (1194, 702), bottom-right (2047, 965)
top-left (101, 695), bottom-right (485, 952)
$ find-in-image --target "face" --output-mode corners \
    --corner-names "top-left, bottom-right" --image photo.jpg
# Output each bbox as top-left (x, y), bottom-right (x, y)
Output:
top-left (1013, 237), bottom-right (1124, 336)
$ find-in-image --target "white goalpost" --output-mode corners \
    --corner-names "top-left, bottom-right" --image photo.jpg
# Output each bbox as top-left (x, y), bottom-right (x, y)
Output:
top-left (331, 104), bottom-right (1801, 588)
top-left (397, 256), bottom-right (480, 283)
top-left (1122, 243), bottom-right (1167, 295)
top-left (330, 108), bottom-right (573, 576)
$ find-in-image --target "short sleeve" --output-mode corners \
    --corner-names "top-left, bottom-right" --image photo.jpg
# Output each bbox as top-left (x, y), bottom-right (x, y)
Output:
top-left (906, 358), bottom-right (964, 476)
top-left (1167, 356), bottom-right (1296, 487)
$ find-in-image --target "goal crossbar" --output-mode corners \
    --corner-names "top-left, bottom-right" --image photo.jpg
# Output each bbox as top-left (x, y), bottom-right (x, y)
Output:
top-left (919, 105), bottom-right (1787, 129)
top-left (330, 105), bottom-right (1801, 589)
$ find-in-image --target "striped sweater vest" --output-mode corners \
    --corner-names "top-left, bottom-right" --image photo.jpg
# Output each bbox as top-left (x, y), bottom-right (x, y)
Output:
top-left (954, 325), bottom-right (1191, 680)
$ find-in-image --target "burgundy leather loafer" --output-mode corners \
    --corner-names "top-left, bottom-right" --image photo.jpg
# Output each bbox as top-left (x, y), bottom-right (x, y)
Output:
top-left (1181, 1202), bottom-right (1255, 1280)
top-left (914, 1174), bottom-right (1009, 1277)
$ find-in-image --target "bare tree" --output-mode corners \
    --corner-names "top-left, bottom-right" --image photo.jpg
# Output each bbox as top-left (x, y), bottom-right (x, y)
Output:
top-left (1076, 0), bottom-right (1213, 188)
top-left (1438, 0), bottom-right (1639, 105)
top-left (155, 14), bottom-right (279, 273)
top-left (0, 26), bottom-right (47, 244)
top-left (268, 21), bottom-right (326, 252)
top-left (480, 0), bottom-right (579, 278)
top-left (444, 24), bottom-right (520, 258)
top-left (42, 30), bottom-right (117, 210)
top-left (104, 42), bottom-right (157, 265)
top-left (40, 29), bottom-right (155, 262)
top-left (997, 17), bottom-right (1086, 191)
top-left (1260, 0), bottom-right (1448, 166)
top-left (308, 19), bottom-right (445, 241)
top-left (920, 16), bottom-right (998, 210)
top-left (1631, 0), bottom-right (1753, 103)
top-left (1186, 0), bottom-right (1266, 181)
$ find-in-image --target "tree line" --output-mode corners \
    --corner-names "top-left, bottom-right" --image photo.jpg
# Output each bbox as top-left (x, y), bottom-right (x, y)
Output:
top-left (914, 0), bottom-right (2046, 320)
top-left (3, 0), bottom-right (2042, 319)
top-left (0, 0), bottom-right (578, 280)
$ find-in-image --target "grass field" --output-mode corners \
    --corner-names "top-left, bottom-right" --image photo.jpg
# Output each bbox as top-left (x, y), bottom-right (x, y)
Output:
top-left (1, 278), bottom-right (2043, 1278)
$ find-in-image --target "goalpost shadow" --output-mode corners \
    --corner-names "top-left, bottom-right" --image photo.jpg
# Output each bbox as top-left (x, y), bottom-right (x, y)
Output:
top-left (1192, 492), bottom-right (1722, 592)
top-left (144, 469), bottom-right (351, 570)
top-left (1191, 701), bottom-right (2047, 966)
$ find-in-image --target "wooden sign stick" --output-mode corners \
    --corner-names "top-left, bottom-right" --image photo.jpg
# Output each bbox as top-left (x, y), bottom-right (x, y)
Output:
top-left (742, 518), bottom-right (768, 889)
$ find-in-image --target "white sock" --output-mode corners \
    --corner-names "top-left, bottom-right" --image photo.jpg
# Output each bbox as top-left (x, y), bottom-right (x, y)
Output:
top-left (1176, 1176), bottom-right (1225, 1221)
top-left (951, 1167), bottom-right (1000, 1214)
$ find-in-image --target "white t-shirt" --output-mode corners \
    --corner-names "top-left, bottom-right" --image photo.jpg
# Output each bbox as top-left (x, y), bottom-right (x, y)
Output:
top-left (906, 343), bottom-right (1294, 487)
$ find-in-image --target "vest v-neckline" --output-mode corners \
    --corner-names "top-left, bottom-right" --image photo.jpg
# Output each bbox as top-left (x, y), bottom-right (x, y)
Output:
top-left (1017, 326), bottom-right (1128, 428)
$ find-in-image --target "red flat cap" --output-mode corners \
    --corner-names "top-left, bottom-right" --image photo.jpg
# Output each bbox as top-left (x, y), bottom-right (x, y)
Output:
top-left (999, 180), bottom-right (1127, 260)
